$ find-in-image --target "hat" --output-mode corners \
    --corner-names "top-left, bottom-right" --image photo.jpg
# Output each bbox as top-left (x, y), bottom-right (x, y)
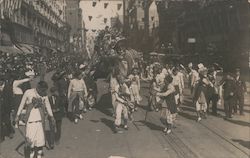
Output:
top-left (188, 62), bottom-right (193, 67)
top-left (25, 70), bottom-right (35, 77)
top-left (198, 67), bottom-right (208, 76)
top-left (198, 63), bottom-right (204, 69)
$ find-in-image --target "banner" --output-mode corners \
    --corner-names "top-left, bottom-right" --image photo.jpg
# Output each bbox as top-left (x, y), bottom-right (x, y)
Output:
top-left (104, 18), bottom-right (107, 24)
top-left (88, 16), bottom-right (93, 21)
top-left (104, 2), bottom-right (108, 9)
top-left (117, 3), bottom-right (122, 11)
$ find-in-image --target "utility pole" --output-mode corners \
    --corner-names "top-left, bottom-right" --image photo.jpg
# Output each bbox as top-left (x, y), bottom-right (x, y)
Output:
top-left (143, 0), bottom-right (153, 52)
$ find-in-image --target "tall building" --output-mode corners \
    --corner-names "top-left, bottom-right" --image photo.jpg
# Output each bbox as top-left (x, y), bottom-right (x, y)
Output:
top-left (0, 0), bottom-right (68, 52)
top-left (65, 0), bottom-right (84, 54)
top-left (125, 0), bottom-right (159, 52)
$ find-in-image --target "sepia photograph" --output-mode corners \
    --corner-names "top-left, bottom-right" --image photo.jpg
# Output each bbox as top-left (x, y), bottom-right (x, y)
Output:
top-left (0, 0), bottom-right (249, 158)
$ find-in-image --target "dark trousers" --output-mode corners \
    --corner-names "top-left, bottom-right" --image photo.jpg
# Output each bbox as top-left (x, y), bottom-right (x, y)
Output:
top-left (224, 99), bottom-right (234, 118)
top-left (207, 94), bottom-right (219, 115)
top-left (234, 95), bottom-right (244, 114)
top-left (48, 120), bottom-right (62, 147)
top-left (1, 114), bottom-right (15, 140)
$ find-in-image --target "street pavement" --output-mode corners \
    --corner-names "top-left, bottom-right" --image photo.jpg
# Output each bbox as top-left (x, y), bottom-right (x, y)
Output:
top-left (0, 73), bottom-right (249, 158)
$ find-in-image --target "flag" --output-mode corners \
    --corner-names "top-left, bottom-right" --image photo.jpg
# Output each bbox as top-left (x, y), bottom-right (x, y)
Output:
top-left (104, 2), bottom-right (108, 9)
top-left (92, 1), bottom-right (96, 7)
top-left (104, 18), bottom-right (107, 24)
top-left (117, 3), bottom-right (122, 10)
top-left (88, 16), bottom-right (92, 21)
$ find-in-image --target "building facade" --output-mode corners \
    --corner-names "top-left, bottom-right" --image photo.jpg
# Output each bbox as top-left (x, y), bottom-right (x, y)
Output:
top-left (66, 0), bottom-right (85, 54)
top-left (0, 0), bottom-right (68, 52)
top-left (124, 0), bottom-right (160, 52)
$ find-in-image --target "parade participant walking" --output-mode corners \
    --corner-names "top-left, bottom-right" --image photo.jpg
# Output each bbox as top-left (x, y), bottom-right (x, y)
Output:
top-left (193, 66), bottom-right (210, 122)
top-left (110, 67), bottom-right (119, 116)
top-left (15, 81), bottom-right (55, 158)
top-left (222, 73), bottom-right (237, 119)
top-left (157, 75), bottom-right (176, 134)
top-left (234, 68), bottom-right (246, 115)
top-left (149, 65), bottom-right (164, 111)
top-left (128, 67), bottom-right (141, 111)
top-left (67, 71), bottom-right (88, 123)
top-left (53, 71), bottom-right (69, 113)
top-left (113, 75), bottom-right (131, 133)
top-left (48, 87), bottom-right (64, 148)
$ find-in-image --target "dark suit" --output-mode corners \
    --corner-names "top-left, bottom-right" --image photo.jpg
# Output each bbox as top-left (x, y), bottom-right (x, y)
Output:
top-left (223, 79), bottom-right (237, 118)
top-left (55, 77), bottom-right (69, 112)
top-left (48, 95), bottom-right (64, 146)
top-left (235, 76), bottom-right (246, 114)
top-left (0, 81), bottom-right (15, 141)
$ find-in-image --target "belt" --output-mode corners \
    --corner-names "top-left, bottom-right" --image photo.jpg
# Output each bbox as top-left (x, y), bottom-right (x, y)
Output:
top-left (28, 120), bottom-right (42, 124)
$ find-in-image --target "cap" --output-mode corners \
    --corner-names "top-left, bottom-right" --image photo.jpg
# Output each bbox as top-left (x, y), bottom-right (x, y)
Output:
top-left (198, 63), bottom-right (204, 69)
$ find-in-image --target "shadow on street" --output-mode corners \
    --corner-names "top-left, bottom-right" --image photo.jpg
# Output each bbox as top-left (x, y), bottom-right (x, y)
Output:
top-left (96, 93), bottom-right (113, 117)
top-left (232, 139), bottom-right (250, 149)
top-left (100, 118), bottom-right (115, 133)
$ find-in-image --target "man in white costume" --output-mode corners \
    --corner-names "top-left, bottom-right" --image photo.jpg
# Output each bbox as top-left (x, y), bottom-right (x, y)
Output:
top-left (15, 81), bottom-right (55, 158)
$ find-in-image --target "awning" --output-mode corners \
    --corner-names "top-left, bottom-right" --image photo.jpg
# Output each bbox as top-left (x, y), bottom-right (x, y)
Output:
top-left (18, 44), bottom-right (35, 54)
top-left (0, 46), bottom-right (22, 55)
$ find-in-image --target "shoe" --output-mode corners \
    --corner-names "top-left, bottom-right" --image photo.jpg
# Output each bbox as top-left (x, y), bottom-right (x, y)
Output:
top-left (163, 128), bottom-right (168, 133)
top-left (79, 114), bottom-right (83, 120)
top-left (8, 133), bottom-right (14, 139)
top-left (167, 129), bottom-right (171, 134)
top-left (89, 107), bottom-right (92, 111)
top-left (114, 126), bottom-right (122, 133)
top-left (50, 146), bottom-right (54, 150)
top-left (197, 117), bottom-right (201, 122)
top-left (155, 108), bottom-right (159, 112)
top-left (74, 118), bottom-right (79, 124)
top-left (124, 125), bottom-right (128, 130)
top-left (134, 107), bottom-right (138, 111)
top-left (83, 108), bottom-right (87, 113)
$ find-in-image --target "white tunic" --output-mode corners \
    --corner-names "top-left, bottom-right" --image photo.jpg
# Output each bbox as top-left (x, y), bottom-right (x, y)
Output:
top-left (16, 89), bottom-right (53, 147)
